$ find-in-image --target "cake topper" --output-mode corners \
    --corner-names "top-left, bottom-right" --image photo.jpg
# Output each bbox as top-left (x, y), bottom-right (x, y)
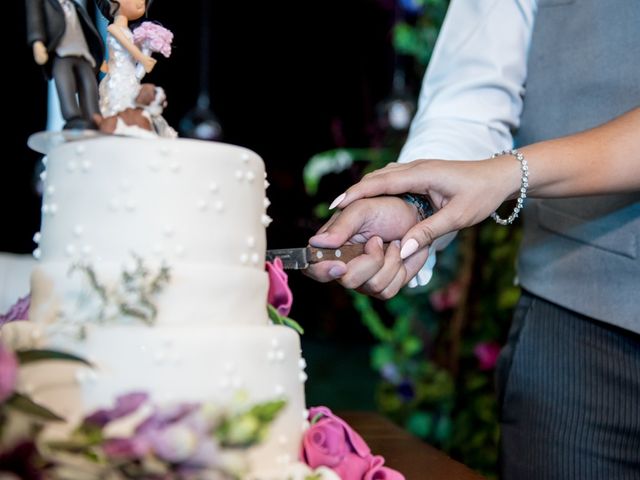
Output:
top-left (25, 0), bottom-right (105, 130)
top-left (93, 0), bottom-right (177, 138)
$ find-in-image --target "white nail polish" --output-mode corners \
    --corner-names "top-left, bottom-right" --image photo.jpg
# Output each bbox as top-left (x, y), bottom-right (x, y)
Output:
top-left (329, 193), bottom-right (346, 210)
top-left (400, 239), bottom-right (419, 259)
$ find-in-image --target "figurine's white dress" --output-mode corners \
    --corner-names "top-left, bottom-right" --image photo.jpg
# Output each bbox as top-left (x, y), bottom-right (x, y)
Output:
top-left (99, 27), bottom-right (140, 117)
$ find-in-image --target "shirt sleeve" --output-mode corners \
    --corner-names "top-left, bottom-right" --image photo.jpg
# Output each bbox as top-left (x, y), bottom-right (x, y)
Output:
top-left (400, 0), bottom-right (537, 287)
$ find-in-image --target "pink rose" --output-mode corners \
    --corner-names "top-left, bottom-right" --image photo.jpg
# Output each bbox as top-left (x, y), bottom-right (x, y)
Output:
top-left (0, 341), bottom-right (19, 403)
top-left (428, 282), bottom-right (462, 312)
top-left (302, 406), bottom-right (404, 480)
top-left (473, 342), bottom-right (502, 371)
top-left (266, 258), bottom-right (293, 317)
top-left (0, 295), bottom-right (30, 326)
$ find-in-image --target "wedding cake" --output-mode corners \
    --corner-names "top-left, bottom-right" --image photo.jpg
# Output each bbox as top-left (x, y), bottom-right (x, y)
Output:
top-left (21, 136), bottom-right (307, 472)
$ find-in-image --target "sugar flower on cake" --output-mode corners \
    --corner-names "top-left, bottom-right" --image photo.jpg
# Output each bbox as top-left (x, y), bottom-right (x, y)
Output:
top-left (133, 21), bottom-right (174, 80)
top-left (266, 257), bottom-right (293, 317)
top-left (301, 406), bottom-right (405, 480)
top-left (0, 295), bottom-right (30, 326)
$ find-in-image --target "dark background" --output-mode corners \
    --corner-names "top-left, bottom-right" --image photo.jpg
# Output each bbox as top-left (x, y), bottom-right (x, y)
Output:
top-left (4, 0), bottom-right (402, 409)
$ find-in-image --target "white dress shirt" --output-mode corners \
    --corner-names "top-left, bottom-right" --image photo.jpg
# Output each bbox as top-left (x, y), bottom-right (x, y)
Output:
top-left (399, 0), bottom-right (538, 287)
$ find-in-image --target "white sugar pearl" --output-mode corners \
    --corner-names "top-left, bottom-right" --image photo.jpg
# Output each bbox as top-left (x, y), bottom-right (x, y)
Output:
top-left (224, 362), bottom-right (235, 372)
top-left (214, 200), bottom-right (224, 212)
top-left (49, 203), bottom-right (58, 215)
top-left (251, 252), bottom-right (260, 264)
top-left (33, 232), bottom-right (41, 243)
top-left (241, 152), bottom-right (250, 163)
top-left (73, 225), bottom-right (84, 237)
top-left (247, 236), bottom-right (256, 248)
top-left (264, 180), bottom-right (270, 189)
top-left (274, 384), bottom-right (284, 396)
top-left (232, 377), bottom-right (243, 388)
top-left (82, 245), bottom-right (92, 255)
top-left (46, 185), bottom-right (55, 195)
top-left (261, 214), bottom-right (273, 227)
top-left (125, 200), bottom-right (136, 212)
top-left (41, 204), bottom-right (49, 214)
top-left (81, 160), bottom-right (92, 172)
top-left (163, 225), bottom-right (175, 237)
top-left (246, 171), bottom-right (255, 182)
top-left (119, 179), bottom-right (132, 192)
top-left (159, 145), bottom-right (171, 156)
top-left (264, 198), bottom-right (271, 208)
top-left (148, 160), bottom-right (161, 171)
top-left (208, 181), bottom-right (219, 192)
top-left (175, 245), bottom-right (185, 257)
top-left (298, 358), bottom-right (307, 369)
top-left (240, 253), bottom-right (249, 264)
top-left (39, 171), bottom-right (47, 181)
top-left (197, 200), bottom-right (208, 211)
top-left (235, 170), bottom-right (244, 180)
top-left (33, 248), bottom-right (41, 259)
top-left (65, 244), bottom-right (76, 256)
top-left (75, 145), bottom-right (85, 156)
top-left (267, 350), bottom-right (276, 361)
top-left (299, 372), bottom-right (308, 383)
top-left (275, 349), bottom-right (285, 361)
top-left (278, 435), bottom-right (288, 445)
top-left (109, 198), bottom-right (120, 211)
top-left (170, 162), bottom-right (181, 172)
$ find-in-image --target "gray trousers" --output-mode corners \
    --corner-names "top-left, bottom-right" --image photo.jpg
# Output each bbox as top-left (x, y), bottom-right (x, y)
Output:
top-left (52, 55), bottom-right (99, 124)
top-left (497, 291), bottom-right (640, 479)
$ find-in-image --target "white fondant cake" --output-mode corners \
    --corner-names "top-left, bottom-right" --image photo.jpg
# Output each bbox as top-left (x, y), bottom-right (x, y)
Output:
top-left (22, 136), bottom-right (306, 471)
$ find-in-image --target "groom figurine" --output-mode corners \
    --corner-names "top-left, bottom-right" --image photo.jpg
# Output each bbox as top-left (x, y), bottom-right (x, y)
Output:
top-left (26, 0), bottom-right (104, 130)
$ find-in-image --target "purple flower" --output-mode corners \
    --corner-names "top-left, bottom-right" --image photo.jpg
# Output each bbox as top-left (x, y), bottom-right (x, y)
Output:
top-left (473, 342), bottom-right (502, 371)
top-left (103, 436), bottom-right (150, 459)
top-left (84, 392), bottom-right (149, 427)
top-left (380, 363), bottom-right (401, 384)
top-left (399, 0), bottom-right (424, 14)
top-left (266, 258), bottom-right (293, 317)
top-left (0, 341), bottom-right (19, 402)
top-left (0, 295), bottom-right (30, 326)
top-left (396, 380), bottom-right (415, 402)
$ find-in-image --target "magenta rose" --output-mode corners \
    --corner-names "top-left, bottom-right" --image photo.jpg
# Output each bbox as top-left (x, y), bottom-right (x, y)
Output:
top-left (266, 258), bottom-right (293, 317)
top-left (473, 341), bottom-right (502, 371)
top-left (302, 406), bottom-right (404, 480)
top-left (0, 341), bottom-right (19, 403)
top-left (0, 295), bottom-right (30, 326)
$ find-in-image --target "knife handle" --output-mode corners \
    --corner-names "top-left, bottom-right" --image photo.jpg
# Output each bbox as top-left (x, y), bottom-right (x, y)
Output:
top-left (308, 243), bottom-right (390, 264)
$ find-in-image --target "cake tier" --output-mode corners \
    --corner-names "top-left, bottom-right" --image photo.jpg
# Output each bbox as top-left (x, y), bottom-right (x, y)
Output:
top-left (30, 261), bottom-right (269, 327)
top-left (17, 324), bottom-right (306, 471)
top-left (37, 137), bottom-right (268, 269)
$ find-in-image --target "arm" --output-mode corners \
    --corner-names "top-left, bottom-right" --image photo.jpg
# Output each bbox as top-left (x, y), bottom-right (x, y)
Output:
top-left (25, 0), bottom-right (48, 65)
top-left (334, 107), bottom-right (640, 257)
top-left (107, 24), bottom-right (156, 73)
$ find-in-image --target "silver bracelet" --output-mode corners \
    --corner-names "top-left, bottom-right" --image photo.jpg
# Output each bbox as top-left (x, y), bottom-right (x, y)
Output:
top-left (490, 149), bottom-right (529, 225)
top-left (401, 193), bottom-right (434, 221)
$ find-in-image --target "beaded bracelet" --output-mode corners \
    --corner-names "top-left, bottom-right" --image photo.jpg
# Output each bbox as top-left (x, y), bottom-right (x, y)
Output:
top-left (490, 149), bottom-right (529, 225)
top-left (402, 193), bottom-right (434, 221)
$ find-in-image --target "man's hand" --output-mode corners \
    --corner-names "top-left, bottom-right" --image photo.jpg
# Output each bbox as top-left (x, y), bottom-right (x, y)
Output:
top-left (33, 41), bottom-right (48, 65)
top-left (303, 196), bottom-right (430, 299)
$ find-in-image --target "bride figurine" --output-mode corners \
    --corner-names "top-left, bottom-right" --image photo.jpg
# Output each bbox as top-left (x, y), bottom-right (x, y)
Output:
top-left (95, 0), bottom-right (156, 117)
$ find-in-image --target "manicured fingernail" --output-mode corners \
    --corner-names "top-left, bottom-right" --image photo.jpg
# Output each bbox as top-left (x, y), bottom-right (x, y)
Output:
top-left (329, 265), bottom-right (347, 278)
top-left (375, 236), bottom-right (383, 248)
top-left (329, 193), bottom-right (346, 210)
top-left (400, 239), bottom-right (419, 259)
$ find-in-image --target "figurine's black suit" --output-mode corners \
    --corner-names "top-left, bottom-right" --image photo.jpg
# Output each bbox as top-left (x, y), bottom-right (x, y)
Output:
top-left (25, 0), bottom-right (104, 129)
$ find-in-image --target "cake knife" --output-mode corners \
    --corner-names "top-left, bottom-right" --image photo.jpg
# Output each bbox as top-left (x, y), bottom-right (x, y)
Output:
top-left (266, 244), bottom-right (388, 270)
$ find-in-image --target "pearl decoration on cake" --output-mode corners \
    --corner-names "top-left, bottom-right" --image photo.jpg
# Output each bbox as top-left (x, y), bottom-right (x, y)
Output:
top-left (124, 199), bottom-right (136, 212)
top-left (33, 232), bottom-right (41, 243)
top-left (274, 384), bottom-right (284, 396)
top-left (39, 171), bottom-right (47, 181)
top-left (109, 197), bottom-right (121, 212)
top-left (65, 244), bottom-right (76, 257)
top-left (46, 185), bottom-right (55, 195)
top-left (81, 245), bottom-right (92, 255)
top-left (251, 252), bottom-right (260, 265)
top-left (49, 203), bottom-right (58, 215)
top-left (235, 170), bottom-right (244, 181)
top-left (299, 358), bottom-right (307, 369)
top-left (214, 200), bottom-right (224, 212)
top-left (163, 225), bottom-right (175, 237)
top-left (32, 248), bottom-right (41, 259)
top-left (119, 179), bottom-right (132, 192)
top-left (148, 160), bottom-right (161, 172)
top-left (41, 204), bottom-right (50, 214)
top-left (246, 236), bottom-right (256, 248)
top-left (81, 160), bottom-right (92, 172)
top-left (240, 253), bottom-right (249, 264)
top-left (175, 245), bottom-right (185, 257)
top-left (241, 152), bottom-right (250, 163)
top-left (170, 161), bottom-right (181, 173)
top-left (208, 181), bottom-right (219, 193)
top-left (66, 160), bottom-right (77, 173)
top-left (276, 454), bottom-right (291, 466)
top-left (197, 200), bottom-right (208, 211)
top-left (264, 180), bottom-right (270, 189)
top-left (264, 198), bottom-right (271, 208)
top-left (278, 435), bottom-right (288, 445)
top-left (261, 214), bottom-right (273, 227)
top-left (75, 145), bottom-right (86, 156)
top-left (299, 371), bottom-right (308, 383)
top-left (245, 171), bottom-right (255, 182)
top-left (73, 225), bottom-right (84, 237)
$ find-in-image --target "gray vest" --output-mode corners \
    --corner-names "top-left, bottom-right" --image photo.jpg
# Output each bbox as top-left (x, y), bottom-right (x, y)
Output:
top-left (516, 0), bottom-right (640, 333)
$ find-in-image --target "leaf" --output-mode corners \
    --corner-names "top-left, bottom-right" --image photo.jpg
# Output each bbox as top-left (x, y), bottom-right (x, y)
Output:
top-left (406, 411), bottom-right (433, 438)
top-left (17, 349), bottom-right (92, 367)
top-left (267, 305), bottom-right (304, 334)
top-left (7, 393), bottom-right (63, 421)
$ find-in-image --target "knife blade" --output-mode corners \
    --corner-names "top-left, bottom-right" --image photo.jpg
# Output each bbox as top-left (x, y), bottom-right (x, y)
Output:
top-left (266, 244), bottom-right (388, 270)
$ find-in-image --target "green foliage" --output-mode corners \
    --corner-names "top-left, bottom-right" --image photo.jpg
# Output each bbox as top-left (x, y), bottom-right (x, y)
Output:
top-left (268, 304), bottom-right (305, 334)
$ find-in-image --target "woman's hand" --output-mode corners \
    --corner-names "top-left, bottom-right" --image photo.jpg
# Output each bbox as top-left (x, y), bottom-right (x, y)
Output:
top-left (141, 55), bottom-right (157, 73)
top-left (330, 158), bottom-right (520, 258)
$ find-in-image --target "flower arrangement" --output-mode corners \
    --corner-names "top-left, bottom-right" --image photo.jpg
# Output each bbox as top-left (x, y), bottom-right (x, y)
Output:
top-left (266, 258), bottom-right (303, 334)
top-left (133, 21), bottom-right (174, 80)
